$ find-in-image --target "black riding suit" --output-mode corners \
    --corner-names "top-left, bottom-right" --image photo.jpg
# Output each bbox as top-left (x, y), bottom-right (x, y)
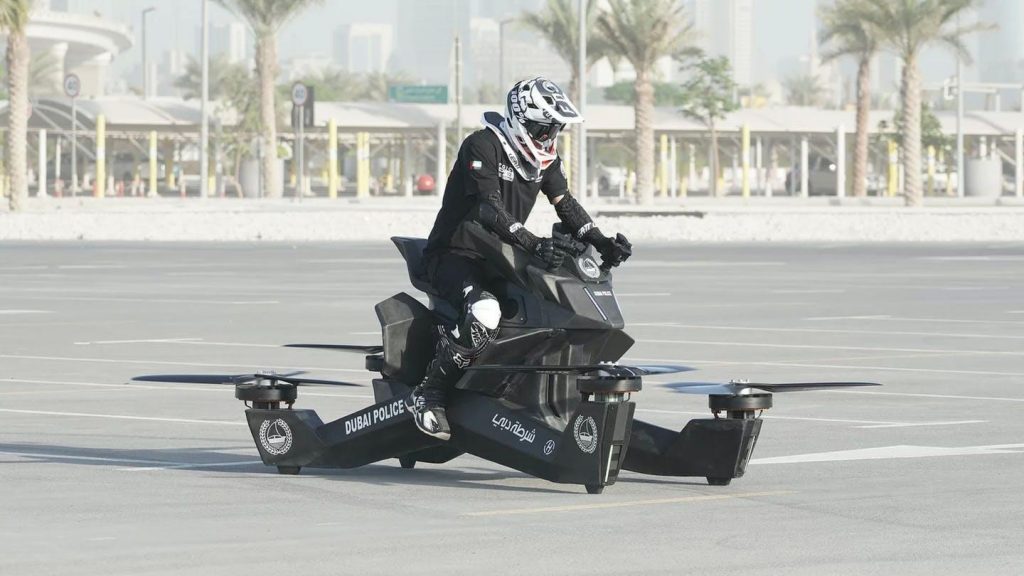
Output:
top-left (416, 114), bottom-right (604, 407)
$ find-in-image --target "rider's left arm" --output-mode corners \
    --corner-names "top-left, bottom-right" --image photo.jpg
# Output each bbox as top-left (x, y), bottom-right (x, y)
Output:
top-left (542, 157), bottom-right (632, 267)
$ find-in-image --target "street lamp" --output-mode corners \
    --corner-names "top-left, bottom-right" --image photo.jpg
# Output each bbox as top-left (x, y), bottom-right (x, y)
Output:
top-left (200, 0), bottom-right (209, 199)
top-left (498, 17), bottom-right (516, 90)
top-left (141, 6), bottom-right (156, 99)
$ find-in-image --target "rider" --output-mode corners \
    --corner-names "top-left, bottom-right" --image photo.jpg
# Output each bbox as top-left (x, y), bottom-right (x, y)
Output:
top-left (406, 77), bottom-right (633, 440)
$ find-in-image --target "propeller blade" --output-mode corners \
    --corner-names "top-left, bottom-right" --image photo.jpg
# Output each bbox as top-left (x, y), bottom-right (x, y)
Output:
top-left (743, 381), bottom-right (881, 392)
top-left (284, 344), bottom-right (384, 354)
top-left (665, 383), bottom-right (745, 395)
top-left (132, 373), bottom-right (363, 387)
top-left (468, 363), bottom-right (695, 376)
top-left (665, 380), bottom-right (881, 395)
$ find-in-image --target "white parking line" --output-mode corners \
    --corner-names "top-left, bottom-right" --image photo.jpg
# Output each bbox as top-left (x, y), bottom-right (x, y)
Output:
top-left (10, 296), bottom-right (280, 305)
top-left (0, 309), bottom-right (53, 315)
top-left (119, 460), bottom-right (263, 472)
top-left (626, 355), bottom-right (1024, 377)
top-left (631, 322), bottom-right (1024, 341)
top-left (0, 354), bottom-right (368, 374)
top-left (0, 378), bottom-right (374, 399)
top-left (820, 389), bottom-right (1024, 403)
top-left (74, 337), bottom-right (202, 345)
top-left (771, 289), bottom-right (847, 294)
top-left (856, 420), bottom-right (987, 429)
top-left (750, 444), bottom-right (1024, 466)
top-left (805, 315), bottom-right (892, 321)
top-left (810, 315), bottom-right (1024, 326)
top-left (636, 338), bottom-right (1024, 357)
top-left (637, 407), bottom-right (912, 427)
top-left (0, 408), bottom-right (245, 426)
top-left (0, 450), bottom-right (261, 471)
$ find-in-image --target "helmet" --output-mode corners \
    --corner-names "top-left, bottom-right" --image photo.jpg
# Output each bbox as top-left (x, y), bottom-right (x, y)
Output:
top-left (504, 77), bottom-right (583, 170)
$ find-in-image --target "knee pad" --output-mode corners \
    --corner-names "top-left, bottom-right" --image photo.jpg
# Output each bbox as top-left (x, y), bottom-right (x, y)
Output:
top-left (440, 290), bottom-right (501, 367)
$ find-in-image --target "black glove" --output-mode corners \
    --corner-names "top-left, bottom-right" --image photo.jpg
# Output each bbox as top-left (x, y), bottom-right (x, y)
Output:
top-left (532, 237), bottom-right (573, 270)
top-left (588, 232), bottom-right (632, 270)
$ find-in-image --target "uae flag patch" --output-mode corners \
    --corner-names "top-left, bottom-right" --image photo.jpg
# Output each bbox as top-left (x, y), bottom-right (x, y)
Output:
top-left (469, 160), bottom-right (483, 170)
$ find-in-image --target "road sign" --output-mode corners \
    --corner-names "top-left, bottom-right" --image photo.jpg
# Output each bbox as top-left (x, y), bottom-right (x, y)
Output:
top-left (291, 85), bottom-right (315, 129)
top-left (291, 82), bottom-right (309, 107)
top-left (388, 85), bottom-right (448, 104)
top-left (64, 73), bottom-right (81, 99)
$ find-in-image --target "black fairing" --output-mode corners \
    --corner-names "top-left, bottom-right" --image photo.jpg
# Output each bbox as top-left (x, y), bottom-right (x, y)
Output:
top-left (389, 222), bottom-right (632, 422)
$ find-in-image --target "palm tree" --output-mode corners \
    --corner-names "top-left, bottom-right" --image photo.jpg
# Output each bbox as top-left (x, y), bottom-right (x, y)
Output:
top-left (820, 0), bottom-right (883, 198)
top-left (217, 0), bottom-right (321, 199)
top-left (862, 0), bottom-right (987, 206)
top-left (520, 0), bottom-right (610, 104)
top-left (596, 0), bottom-right (692, 204)
top-left (783, 73), bottom-right (826, 107)
top-left (174, 54), bottom-right (249, 101)
top-left (2, 0), bottom-right (31, 211)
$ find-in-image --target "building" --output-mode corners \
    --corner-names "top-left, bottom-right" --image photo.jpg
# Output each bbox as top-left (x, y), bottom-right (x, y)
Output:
top-left (285, 55), bottom-right (335, 82)
top-left (334, 24), bottom-right (393, 74)
top-left (977, 0), bottom-right (1024, 84)
top-left (2, 0), bottom-right (134, 97)
top-left (691, 0), bottom-right (753, 86)
top-left (211, 22), bottom-right (248, 66)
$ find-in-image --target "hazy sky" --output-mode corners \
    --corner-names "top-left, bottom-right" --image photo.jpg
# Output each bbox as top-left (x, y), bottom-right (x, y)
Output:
top-left (62, 0), bottom-right (981, 89)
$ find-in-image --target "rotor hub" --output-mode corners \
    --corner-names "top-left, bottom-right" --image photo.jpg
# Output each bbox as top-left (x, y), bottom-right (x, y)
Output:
top-left (235, 381), bottom-right (297, 409)
top-left (577, 375), bottom-right (641, 403)
top-left (709, 392), bottom-right (772, 419)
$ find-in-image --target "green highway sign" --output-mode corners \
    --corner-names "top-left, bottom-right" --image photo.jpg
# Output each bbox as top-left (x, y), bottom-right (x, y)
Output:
top-left (388, 85), bottom-right (449, 104)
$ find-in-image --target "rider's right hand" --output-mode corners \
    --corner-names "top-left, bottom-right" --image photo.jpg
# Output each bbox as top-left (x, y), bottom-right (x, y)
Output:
top-left (532, 237), bottom-right (574, 270)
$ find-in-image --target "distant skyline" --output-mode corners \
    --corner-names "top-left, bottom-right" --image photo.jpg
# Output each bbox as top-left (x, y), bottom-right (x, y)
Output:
top-left (44, 0), bottom-right (999, 99)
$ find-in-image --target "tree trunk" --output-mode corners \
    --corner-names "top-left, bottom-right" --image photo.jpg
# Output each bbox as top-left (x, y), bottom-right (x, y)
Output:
top-left (710, 121), bottom-right (720, 197)
top-left (634, 71), bottom-right (654, 204)
top-left (256, 33), bottom-right (281, 198)
top-left (901, 53), bottom-right (922, 207)
top-left (6, 31), bottom-right (29, 211)
top-left (853, 56), bottom-right (871, 198)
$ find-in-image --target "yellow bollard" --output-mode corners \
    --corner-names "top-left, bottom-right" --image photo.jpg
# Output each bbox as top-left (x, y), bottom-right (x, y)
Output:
top-left (148, 131), bottom-right (158, 197)
top-left (625, 170), bottom-right (635, 197)
top-left (95, 115), bottom-right (106, 198)
top-left (165, 140), bottom-right (176, 190)
top-left (357, 132), bottom-right (370, 198)
top-left (927, 145), bottom-right (936, 196)
top-left (887, 140), bottom-right (899, 197)
top-left (741, 124), bottom-right (750, 198)
top-left (328, 119), bottom-right (338, 199)
top-left (659, 134), bottom-right (668, 197)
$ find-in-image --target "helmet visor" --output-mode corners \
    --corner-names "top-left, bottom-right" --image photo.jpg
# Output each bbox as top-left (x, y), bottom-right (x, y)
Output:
top-left (524, 120), bottom-right (565, 143)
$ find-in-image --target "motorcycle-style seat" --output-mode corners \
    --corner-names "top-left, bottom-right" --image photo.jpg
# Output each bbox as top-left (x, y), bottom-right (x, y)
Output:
top-left (391, 237), bottom-right (458, 323)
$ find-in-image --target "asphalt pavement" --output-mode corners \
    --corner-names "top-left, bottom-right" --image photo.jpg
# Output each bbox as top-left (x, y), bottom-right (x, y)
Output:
top-left (1, 241), bottom-right (1023, 575)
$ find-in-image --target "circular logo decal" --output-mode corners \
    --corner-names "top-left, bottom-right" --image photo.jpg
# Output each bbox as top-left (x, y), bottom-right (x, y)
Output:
top-left (543, 439), bottom-right (556, 456)
top-left (259, 418), bottom-right (293, 456)
top-left (578, 257), bottom-right (600, 279)
top-left (573, 416), bottom-right (598, 454)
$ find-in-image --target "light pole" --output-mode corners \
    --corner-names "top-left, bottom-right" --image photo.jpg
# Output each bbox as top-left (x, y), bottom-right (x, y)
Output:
top-left (498, 17), bottom-right (515, 90)
top-left (200, 0), bottom-right (209, 199)
top-left (141, 7), bottom-right (156, 99)
top-left (955, 12), bottom-right (964, 198)
top-left (577, 0), bottom-right (588, 199)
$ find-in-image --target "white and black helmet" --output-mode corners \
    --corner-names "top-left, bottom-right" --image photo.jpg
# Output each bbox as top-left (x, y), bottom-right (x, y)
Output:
top-left (504, 77), bottom-right (583, 170)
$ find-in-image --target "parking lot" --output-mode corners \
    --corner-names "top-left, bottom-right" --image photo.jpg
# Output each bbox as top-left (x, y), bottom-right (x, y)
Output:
top-left (2, 241), bottom-right (1023, 575)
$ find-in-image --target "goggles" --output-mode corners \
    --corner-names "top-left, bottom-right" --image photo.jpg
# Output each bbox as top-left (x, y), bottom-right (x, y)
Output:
top-left (524, 120), bottom-right (565, 143)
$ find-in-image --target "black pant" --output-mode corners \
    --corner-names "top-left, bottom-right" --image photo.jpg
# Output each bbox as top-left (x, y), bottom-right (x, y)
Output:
top-left (425, 252), bottom-right (495, 315)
